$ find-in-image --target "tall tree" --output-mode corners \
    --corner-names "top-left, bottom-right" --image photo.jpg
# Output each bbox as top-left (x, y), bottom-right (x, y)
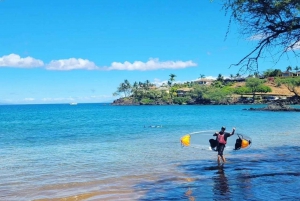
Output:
top-left (144, 80), bottom-right (151, 90)
top-left (219, 0), bottom-right (300, 72)
top-left (199, 74), bottom-right (206, 79)
top-left (245, 77), bottom-right (271, 102)
top-left (113, 80), bottom-right (132, 97)
top-left (169, 74), bottom-right (176, 83)
top-left (276, 77), bottom-right (300, 96)
top-left (286, 66), bottom-right (292, 72)
top-left (217, 74), bottom-right (224, 82)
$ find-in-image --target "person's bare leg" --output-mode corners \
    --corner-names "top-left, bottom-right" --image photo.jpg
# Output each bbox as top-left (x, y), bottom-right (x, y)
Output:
top-left (217, 155), bottom-right (221, 165)
top-left (221, 155), bottom-right (226, 163)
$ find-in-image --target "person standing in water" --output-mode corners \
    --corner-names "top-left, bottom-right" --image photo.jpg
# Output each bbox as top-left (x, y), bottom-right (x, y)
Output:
top-left (213, 126), bottom-right (235, 165)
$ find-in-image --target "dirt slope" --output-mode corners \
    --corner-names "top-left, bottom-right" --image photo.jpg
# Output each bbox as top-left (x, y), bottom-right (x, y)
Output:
top-left (233, 81), bottom-right (300, 96)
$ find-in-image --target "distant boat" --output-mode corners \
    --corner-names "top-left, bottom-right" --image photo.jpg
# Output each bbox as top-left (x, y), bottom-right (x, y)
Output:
top-left (69, 102), bottom-right (78, 105)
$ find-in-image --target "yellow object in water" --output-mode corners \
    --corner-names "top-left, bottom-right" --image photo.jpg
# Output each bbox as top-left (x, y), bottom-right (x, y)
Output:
top-left (241, 139), bottom-right (249, 148)
top-left (181, 134), bottom-right (191, 146)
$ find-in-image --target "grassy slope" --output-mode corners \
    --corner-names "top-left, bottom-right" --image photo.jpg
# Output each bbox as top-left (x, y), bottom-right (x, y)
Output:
top-left (232, 81), bottom-right (300, 96)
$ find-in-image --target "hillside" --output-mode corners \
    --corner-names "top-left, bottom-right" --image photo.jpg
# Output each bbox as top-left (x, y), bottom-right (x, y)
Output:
top-left (233, 81), bottom-right (300, 96)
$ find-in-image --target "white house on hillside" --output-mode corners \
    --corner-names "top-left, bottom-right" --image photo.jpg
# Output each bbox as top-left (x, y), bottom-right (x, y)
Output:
top-left (194, 78), bottom-right (214, 85)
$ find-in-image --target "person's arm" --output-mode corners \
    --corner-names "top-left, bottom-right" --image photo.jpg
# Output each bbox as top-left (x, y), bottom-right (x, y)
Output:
top-left (230, 128), bottom-right (236, 136)
top-left (213, 132), bottom-right (218, 136)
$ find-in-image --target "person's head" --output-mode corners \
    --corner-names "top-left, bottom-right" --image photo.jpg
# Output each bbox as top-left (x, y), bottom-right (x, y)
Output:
top-left (221, 126), bottom-right (226, 131)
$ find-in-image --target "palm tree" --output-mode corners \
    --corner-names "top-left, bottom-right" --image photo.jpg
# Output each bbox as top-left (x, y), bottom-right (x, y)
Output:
top-left (217, 74), bottom-right (224, 82)
top-left (138, 81), bottom-right (144, 89)
top-left (144, 80), bottom-right (150, 90)
top-left (169, 74), bottom-right (176, 83)
top-left (199, 74), bottom-right (206, 79)
top-left (123, 80), bottom-right (132, 97)
top-left (294, 66), bottom-right (299, 76)
top-left (286, 66), bottom-right (292, 72)
top-left (132, 82), bottom-right (139, 101)
top-left (254, 71), bottom-right (260, 78)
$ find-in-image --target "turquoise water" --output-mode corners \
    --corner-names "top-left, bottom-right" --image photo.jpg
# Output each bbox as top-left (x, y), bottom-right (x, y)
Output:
top-left (0, 104), bottom-right (300, 200)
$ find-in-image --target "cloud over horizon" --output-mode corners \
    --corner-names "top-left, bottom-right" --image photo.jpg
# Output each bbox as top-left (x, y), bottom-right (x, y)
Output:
top-left (105, 58), bottom-right (197, 71)
top-left (0, 54), bottom-right (197, 71)
top-left (46, 58), bottom-right (99, 71)
top-left (0, 54), bottom-right (44, 68)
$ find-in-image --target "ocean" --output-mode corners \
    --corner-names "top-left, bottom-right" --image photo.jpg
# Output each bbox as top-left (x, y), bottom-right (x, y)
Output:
top-left (0, 104), bottom-right (299, 200)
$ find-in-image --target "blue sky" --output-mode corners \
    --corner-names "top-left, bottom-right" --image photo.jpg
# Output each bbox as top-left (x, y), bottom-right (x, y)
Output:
top-left (0, 0), bottom-right (299, 104)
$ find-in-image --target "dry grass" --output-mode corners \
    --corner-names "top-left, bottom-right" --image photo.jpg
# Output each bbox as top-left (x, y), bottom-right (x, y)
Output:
top-left (232, 81), bottom-right (300, 96)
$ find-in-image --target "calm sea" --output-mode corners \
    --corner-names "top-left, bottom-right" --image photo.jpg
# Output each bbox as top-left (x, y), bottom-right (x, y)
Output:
top-left (0, 104), bottom-right (299, 200)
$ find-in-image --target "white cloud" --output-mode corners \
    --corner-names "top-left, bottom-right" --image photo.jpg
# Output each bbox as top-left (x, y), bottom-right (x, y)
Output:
top-left (0, 54), bottom-right (44, 68)
top-left (104, 58), bottom-right (197, 71)
top-left (24, 98), bottom-right (35, 101)
top-left (153, 78), bottom-right (166, 86)
top-left (46, 58), bottom-right (99, 71)
top-left (250, 35), bottom-right (300, 51)
top-left (248, 34), bottom-right (266, 41)
top-left (288, 41), bottom-right (300, 51)
top-left (0, 54), bottom-right (198, 71)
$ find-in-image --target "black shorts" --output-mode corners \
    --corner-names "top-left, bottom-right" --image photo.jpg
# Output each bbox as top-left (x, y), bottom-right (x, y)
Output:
top-left (217, 143), bottom-right (226, 156)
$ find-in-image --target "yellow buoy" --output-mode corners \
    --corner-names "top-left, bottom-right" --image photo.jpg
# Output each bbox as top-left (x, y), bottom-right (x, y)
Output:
top-left (181, 134), bottom-right (191, 146)
top-left (241, 139), bottom-right (249, 148)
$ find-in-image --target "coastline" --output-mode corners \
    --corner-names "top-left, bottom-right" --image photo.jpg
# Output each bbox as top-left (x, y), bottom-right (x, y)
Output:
top-left (111, 96), bottom-right (300, 106)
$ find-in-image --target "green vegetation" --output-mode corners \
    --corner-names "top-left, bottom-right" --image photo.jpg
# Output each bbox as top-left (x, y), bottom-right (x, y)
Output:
top-left (113, 74), bottom-right (276, 105)
top-left (245, 78), bottom-right (272, 102)
top-left (113, 65), bottom-right (300, 105)
top-left (275, 77), bottom-right (300, 97)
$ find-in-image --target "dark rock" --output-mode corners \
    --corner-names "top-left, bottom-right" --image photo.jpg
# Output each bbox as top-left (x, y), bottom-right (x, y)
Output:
top-left (246, 102), bottom-right (300, 112)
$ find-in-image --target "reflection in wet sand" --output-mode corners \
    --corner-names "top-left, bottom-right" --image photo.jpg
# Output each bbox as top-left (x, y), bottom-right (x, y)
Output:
top-left (213, 165), bottom-right (230, 198)
top-left (185, 188), bottom-right (195, 201)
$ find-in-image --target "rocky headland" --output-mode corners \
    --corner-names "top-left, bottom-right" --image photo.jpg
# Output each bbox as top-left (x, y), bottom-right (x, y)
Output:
top-left (245, 101), bottom-right (300, 112)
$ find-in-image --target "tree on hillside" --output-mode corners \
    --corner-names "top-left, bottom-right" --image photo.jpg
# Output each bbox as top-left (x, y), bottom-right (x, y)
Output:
top-left (203, 87), bottom-right (232, 104)
top-left (254, 71), bottom-right (260, 78)
top-left (218, 0), bottom-right (300, 72)
top-left (245, 78), bottom-right (271, 102)
top-left (199, 74), bottom-right (206, 79)
top-left (168, 74), bottom-right (177, 101)
top-left (113, 79), bottom-right (132, 97)
top-left (169, 74), bottom-right (176, 85)
top-left (286, 66), bottom-right (293, 72)
top-left (264, 69), bottom-right (282, 77)
top-left (132, 82), bottom-right (139, 101)
top-left (217, 74), bottom-right (224, 82)
top-left (144, 80), bottom-right (151, 90)
top-left (276, 77), bottom-right (300, 96)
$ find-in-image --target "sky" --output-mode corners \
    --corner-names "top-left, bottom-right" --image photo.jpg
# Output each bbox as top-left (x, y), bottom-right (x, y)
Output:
top-left (0, 0), bottom-right (299, 104)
